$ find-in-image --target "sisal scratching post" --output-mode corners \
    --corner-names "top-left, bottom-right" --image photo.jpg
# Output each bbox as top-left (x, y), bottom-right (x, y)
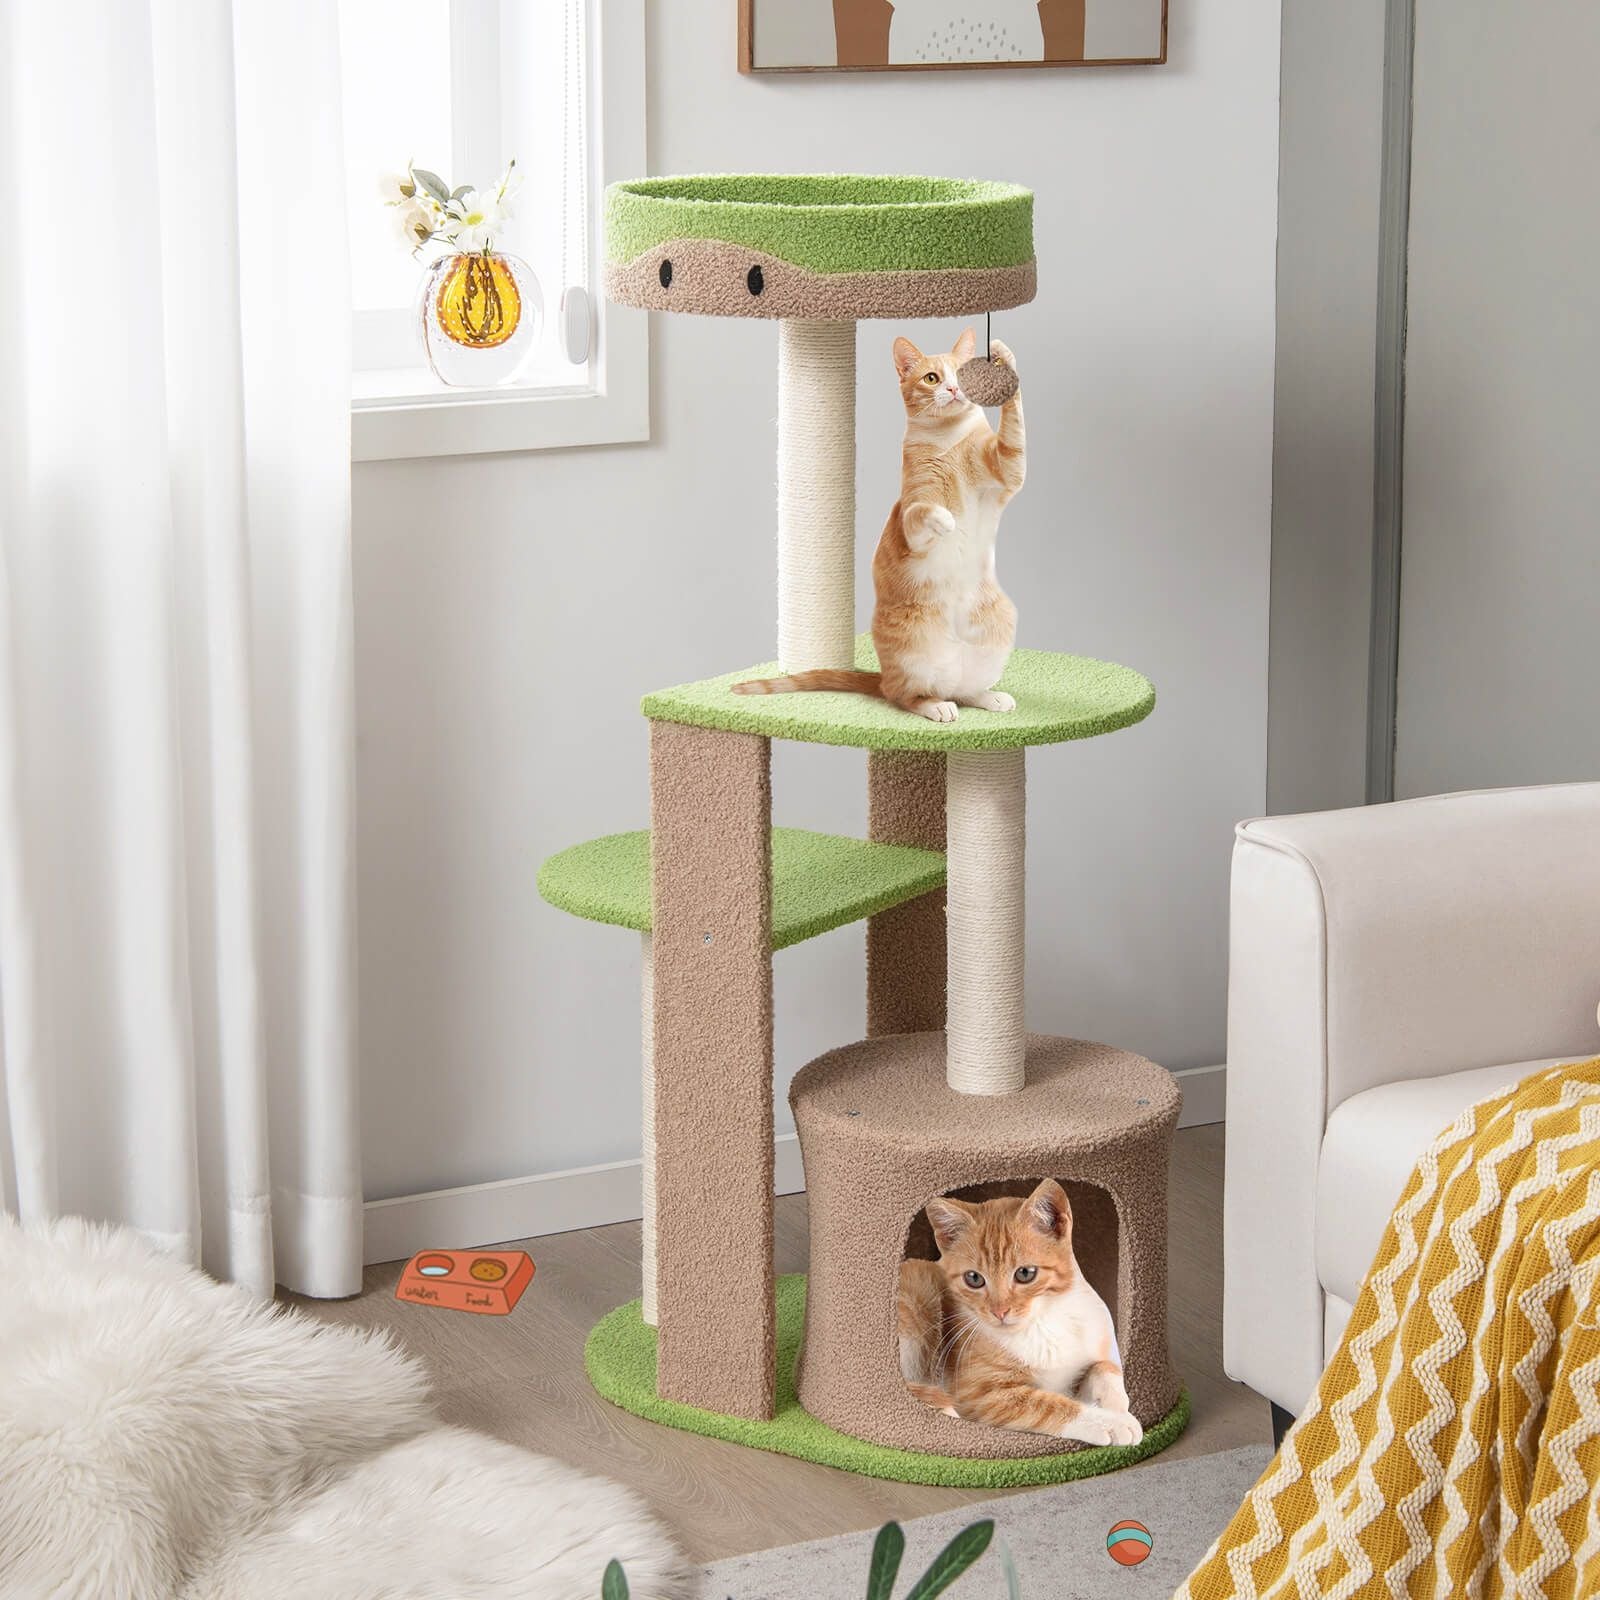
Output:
top-left (945, 749), bottom-right (1026, 1094)
top-left (777, 319), bottom-right (856, 673)
top-left (649, 722), bottom-right (776, 1420)
top-left (866, 750), bottom-right (947, 1036)
top-left (639, 932), bottom-right (657, 1326)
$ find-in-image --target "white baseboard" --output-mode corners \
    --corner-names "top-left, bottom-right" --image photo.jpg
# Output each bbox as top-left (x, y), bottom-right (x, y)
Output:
top-left (1175, 1062), bottom-right (1227, 1128)
top-left (363, 1067), bottom-right (1226, 1265)
top-left (364, 1135), bottom-right (807, 1266)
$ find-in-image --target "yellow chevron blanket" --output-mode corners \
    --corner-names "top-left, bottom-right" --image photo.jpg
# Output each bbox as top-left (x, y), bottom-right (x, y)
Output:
top-left (1181, 1059), bottom-right (1600, 1599)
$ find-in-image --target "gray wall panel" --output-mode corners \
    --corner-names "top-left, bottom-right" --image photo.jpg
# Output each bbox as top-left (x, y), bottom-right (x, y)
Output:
top-left (1266, 0), bottom-right (1388, 815)
top-left (1394, 1), bottom-right (1600, 797)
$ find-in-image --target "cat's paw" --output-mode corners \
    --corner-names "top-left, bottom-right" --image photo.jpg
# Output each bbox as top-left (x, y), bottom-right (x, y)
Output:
top-left (1061, 1406), bottom-right (1142, 1448)
top-left (966, 690), bottom-right (1016, 714)
top-left (1060, 1408), bottom-right (1115, 1446)
top-left (914, 699), bottom-right (960, 724)
top-left (989, 339), bottom-right (1017, 374)
top-left (1104, 1410), bottom-right (1143, 1447)
top-left (925, 506), bottom-right (957, 538)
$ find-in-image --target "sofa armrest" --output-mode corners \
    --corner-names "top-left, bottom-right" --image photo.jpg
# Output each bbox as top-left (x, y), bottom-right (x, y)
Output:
top-left (1223, 781), bottom-right (1600, 1412)
top-left (1222, 829), bottom-right (1333, 1411)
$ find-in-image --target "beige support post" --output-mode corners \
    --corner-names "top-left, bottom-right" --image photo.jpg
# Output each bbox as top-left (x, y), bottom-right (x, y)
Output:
top-left (945, 748), bottom-right (1027, 1094)
top-left (777, 319), bottom-right (857, 672)
top-left (649, 722), bottom-right (776, 1418)
top-left (639, 931), bottom-right (656, 1326)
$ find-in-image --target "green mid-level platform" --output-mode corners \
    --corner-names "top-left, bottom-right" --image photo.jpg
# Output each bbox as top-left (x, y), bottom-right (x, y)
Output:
top-left (641, 638), bottom-right (1155, 753)
top-left (537, 827), bottom-right (945, 950)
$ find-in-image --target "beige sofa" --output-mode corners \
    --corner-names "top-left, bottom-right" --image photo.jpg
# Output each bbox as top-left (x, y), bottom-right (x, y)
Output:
top-left (1222, 782), bottom-right (1600, 1425)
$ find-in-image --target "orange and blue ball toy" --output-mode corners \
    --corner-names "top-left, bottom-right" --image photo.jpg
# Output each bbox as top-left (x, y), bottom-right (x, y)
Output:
top-left (1105, 1520), bottom-right (1153, 1567)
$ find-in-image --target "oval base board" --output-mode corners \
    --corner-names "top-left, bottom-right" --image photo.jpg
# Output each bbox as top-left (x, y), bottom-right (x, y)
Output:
top-left (585, 1274), bottom-right (1189, 1489)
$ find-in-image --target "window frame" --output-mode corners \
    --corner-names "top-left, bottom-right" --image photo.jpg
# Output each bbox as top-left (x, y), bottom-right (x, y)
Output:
top-left (350, 0), bottom-right (648, 463)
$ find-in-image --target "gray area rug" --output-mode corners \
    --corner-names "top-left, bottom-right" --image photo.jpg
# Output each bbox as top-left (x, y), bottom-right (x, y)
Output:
top-left (696, 1445), bottom-right (1269, 1599)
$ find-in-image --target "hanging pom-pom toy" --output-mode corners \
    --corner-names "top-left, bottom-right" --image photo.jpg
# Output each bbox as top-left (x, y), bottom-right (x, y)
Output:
top-left (957, 355), bottom-right (1019, 407)
top-left (957, 309), bottom-right (1020, 406)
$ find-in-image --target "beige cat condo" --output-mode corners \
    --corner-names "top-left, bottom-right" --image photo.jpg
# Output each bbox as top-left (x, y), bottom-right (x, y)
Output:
top-left (539, 175), bottom-right (1185, 1486)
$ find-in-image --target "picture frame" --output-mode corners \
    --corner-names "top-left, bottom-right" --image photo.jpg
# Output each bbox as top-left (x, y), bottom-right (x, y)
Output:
top-left (739, 1), bottom-right (1168, 74)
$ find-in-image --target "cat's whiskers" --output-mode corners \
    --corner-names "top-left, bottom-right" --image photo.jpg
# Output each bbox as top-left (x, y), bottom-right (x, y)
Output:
top-left (937, 1313), bottom-right (977, 1359)
top-left (932, 1310), bottom-right (983, 1377)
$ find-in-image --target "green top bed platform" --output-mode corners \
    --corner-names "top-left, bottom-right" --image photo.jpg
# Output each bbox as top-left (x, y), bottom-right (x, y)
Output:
top-left (605, 174), bottom-right (1036, 320)
top-left (642, 638), bottom-right (1155, 753)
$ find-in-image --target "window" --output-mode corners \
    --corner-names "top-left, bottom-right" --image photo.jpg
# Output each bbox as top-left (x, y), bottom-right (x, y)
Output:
top-left (338, 0), bottom-right (647, 460)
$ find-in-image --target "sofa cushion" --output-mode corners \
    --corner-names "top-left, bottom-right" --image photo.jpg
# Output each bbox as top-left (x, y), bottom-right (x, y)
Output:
top-left (1314, 1057), bottom-right (1566, 1306)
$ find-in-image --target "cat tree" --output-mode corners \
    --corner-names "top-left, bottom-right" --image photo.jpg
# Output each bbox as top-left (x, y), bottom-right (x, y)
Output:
top-left (539, 175), bottom-right (1184, 1483)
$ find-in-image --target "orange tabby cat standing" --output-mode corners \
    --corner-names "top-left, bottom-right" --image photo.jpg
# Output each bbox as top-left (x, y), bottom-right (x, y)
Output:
top-left (898, 1179), bottom-right (1142, 1446)
top-left (734, 327), bottom-right (1024, 722)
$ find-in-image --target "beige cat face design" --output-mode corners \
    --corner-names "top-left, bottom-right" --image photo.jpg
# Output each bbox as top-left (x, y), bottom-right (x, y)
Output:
top-left (606, 240), bottom-right (1035, 321)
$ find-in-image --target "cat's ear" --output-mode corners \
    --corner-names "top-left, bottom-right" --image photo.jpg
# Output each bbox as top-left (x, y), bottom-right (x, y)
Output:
top-left (1024, 1179), bottom-right (1072, 1242)
top-left (952, 326), bottom-right (977, 365)
top-left (893, 336), bottom-right (925, 378)
top-left (926, 1196), bottom-right (976, 1252)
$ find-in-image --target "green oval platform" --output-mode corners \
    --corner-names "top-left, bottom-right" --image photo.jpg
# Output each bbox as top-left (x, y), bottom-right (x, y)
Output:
top-left (537, 827), bottom-right (945, 950)
top-left (641, 639), bottom-right (1156, 752)
top-left (585, 1274), bottom-right (1190, 1489)
top-left (606, 174), bottom-right (1036, 320)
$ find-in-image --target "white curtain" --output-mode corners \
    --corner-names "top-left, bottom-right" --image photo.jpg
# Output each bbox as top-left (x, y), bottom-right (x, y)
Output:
top-left (0, 0), bottom-right (361, 1297)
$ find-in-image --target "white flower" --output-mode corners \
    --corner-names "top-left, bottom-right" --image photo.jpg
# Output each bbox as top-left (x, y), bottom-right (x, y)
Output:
top-left (448, 188), bottom-right (505, 253)
top-left (381, 157), bottom-right (520, 256)
top-left (490, 160), bottom-right (521, 218)
top-left (393, 199), bottom-right (435, 251)
top-left (378, 170), bottom-right (415, 205)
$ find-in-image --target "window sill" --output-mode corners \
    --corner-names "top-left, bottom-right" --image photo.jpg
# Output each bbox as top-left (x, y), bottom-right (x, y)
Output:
top-left (351, 306), bottom-right (649, 462)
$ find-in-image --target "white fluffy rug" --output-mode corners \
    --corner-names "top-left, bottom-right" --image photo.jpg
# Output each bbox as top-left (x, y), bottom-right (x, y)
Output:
top-left (0, 1217), bottom-right (686, 1599)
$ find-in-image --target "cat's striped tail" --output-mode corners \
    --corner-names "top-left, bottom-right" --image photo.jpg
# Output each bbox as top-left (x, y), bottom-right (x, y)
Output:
top-left (730, 669), bottom-right (883, 698)
top-left (906, 1381), bottom-right (960, 1419)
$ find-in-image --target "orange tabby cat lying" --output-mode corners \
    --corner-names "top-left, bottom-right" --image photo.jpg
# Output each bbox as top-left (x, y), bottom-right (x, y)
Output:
top-left (733, 327), bottom-right (1023, 722)
top-left (897, 1179), bottom-right (1142, 1447)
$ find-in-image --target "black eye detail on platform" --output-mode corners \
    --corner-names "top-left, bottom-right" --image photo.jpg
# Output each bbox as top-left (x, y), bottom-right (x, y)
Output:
top-left (658, 259), bottom-right (672, 288)
top-left (1014, 1265), bottom-right (1038, 1284)
top-left (746, 264), bottom-right (764, 295)
top-left (962, 1270), bottom-right (985, 1289)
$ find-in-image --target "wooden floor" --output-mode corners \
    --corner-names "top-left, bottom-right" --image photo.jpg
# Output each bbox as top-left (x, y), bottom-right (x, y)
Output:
top-left (285, 1122), bottom-right (1267, 1565)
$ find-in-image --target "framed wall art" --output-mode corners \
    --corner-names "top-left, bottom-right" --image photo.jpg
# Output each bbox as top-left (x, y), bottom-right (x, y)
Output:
top-left (739, 1), bottom-right (1168, 73)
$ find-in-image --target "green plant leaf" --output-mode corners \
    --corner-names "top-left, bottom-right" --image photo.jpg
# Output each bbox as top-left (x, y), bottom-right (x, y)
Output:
top-left (601, 1557), bottom-right (629, 1600)
top-left (412, 167), bottom-right (450, 204)
top-left (996, 1536), bottom-right (1022, 1600)
top-left (452, 184), bottom-right (473, 200)
top-left (865, 1521), bottom-right (905, 1600)
top-left (902, 1520), bottom-right (994, 1600)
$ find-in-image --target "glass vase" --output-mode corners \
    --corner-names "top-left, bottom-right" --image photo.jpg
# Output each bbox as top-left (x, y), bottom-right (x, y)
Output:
top-left (418, 250), bottom-right (542, 388)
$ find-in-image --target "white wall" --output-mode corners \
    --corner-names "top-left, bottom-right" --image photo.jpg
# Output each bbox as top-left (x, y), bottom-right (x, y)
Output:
top-left (352, 0), bottom-right (1281, 1203)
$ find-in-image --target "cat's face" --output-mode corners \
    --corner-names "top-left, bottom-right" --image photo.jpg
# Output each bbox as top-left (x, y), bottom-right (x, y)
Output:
top-left (924, 1179), bottom-right (1077, 1331)
top-left (893, 327), bottom-right (978, 422)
